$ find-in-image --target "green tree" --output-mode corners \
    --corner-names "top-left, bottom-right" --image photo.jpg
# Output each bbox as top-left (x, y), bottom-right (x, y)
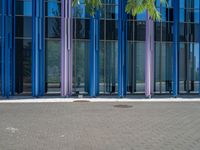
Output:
top-left (72, 0), bottom-right (102, 16)
top-left (126, 0), bottom-right (167, 20)
top-left (72, 0), bottom-right (167, 20)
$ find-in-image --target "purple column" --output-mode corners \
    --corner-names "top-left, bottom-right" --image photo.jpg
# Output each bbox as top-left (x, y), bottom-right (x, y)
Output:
top-left (61, 0), bottom-right (73, 97)
top-left (145, 12), bottom-right (154, 98)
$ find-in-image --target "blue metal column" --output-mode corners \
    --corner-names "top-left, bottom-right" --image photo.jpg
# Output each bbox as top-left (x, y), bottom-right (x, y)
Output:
top-left (11, 0), bottom-right (16, 96)
top-left (1, 0), bottom-right (15, 97)
top-left (1, 0), bottom-right (6, 96)
top-left (172, 0), bottom-right (179, 97)
top-left (89, 12), bottom-right (100, 97)
top-left (118, 0), bottom-right (127, 97)
top-left (199, 1), bottom-right (200, 94)
top-left (5, 0), bottom-right (12, 97)
top-left (32, 0), bottom-right (45, 97)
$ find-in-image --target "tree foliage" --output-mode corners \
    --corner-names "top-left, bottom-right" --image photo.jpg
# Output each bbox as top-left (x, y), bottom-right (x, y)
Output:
top-left (72, 0), bottom-right (167, 20)
top-left (72, 0), bottom-right (102, 16)
top-left (126, 0), bottom-right (167, 20)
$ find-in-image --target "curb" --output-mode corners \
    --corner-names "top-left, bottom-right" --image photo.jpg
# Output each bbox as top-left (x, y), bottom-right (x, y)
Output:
top-left (0, 98), bottom-right (200, 103)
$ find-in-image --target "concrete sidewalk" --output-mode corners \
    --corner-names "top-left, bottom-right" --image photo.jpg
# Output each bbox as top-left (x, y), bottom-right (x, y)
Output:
top-left (1, 97), bottom-right (200, 103)
top-left (0, 102), bottom-right (200, 150)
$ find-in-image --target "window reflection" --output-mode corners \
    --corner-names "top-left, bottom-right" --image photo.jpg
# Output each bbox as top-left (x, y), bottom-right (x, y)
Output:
top-left (15, 39), bottom-right (32, 94)
top-left (45, 2), bottom-right (61, 17)
top-left (179, 43), bottom-right (199, 93)
top-left (45, 1), bottom-right (61, 94)
top-left (12, 0), bottom-right (200, 95)
top-left (16, 1), bottom-right (32, 16)
top-left (15, 0), bottom-right (32, 95)
top-left (45, 40), bottom-right (61, 93)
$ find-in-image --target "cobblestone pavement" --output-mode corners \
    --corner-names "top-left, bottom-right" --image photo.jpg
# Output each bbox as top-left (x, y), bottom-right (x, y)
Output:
top-left (0, 102), bottom-right (200, 150)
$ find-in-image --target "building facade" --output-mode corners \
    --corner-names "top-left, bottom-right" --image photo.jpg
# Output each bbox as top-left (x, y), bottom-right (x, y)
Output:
top-left (0, 0), bottom-right (200, 98)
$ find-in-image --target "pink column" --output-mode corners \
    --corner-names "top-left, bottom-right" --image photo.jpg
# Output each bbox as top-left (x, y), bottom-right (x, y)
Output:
top-left (145, 12), bottom-right (154, 98)
top-left (61, 0), bottom-right (73, 97)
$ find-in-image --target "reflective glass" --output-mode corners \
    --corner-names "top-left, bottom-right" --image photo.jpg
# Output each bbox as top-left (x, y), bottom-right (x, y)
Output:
top-left (99, 41), bottom-right (118, 94)
top-left (16, 1), bottom-right (32, 16)
top-left (127, 42), bottom-right (145, 93)
top-left (16, 16), bottom-right (32, 38)
top-left (154, 42), bottom-right (173, 93)
top-left (45, 1), bottom-right (61, 94)
top-left (45, 40), bottom-right (61, 93)
top-left (45, 18), bottom-right (61, 38)
top-left (73, 40), bottom-right (90, 94)
top-left (73, 19), bottom-right (90, 39)
top-left (179, 43), bottom-right (199, 93)
top-left (15, 39), bottom-right (32, 94)
top-left (45, 2), bottom-right (61, 17)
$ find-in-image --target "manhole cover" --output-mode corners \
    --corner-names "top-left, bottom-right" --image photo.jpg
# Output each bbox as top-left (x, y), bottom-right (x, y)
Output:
top-left (113, 104), bottom-right (133, 108)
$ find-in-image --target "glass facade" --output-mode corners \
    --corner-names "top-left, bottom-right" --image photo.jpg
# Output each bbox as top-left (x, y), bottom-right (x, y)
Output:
top-left (179, 0), bottom-right (199, 94)
top-left (0, 0), bottom-right (200, 98)
top-left (154, 1), bottom-right (173, 94)
top-left (45, 0), bottom-right (61, 94)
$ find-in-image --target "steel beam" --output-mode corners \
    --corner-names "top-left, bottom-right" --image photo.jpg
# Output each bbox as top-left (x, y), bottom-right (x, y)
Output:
top-left (118, 0), bottom-right (128, 97)
top-left (199, 0), bottom-right (200, 95)
top-left (61, 0), bottom-right (73, 97)
top-left (89, 12), bottom-right (100, 97)
top-left (173, 0), bottom-right (179, 97)
top-left (32, 0), bottom-right (45, 97)
top-left (145, 12), bottom-right (154, 98)
top-left (11, 0), bottom-right (16, 96)
top-left (1, 0), bottom-right (5, 97)
top-left (1, 0), bottom-right (15, 97)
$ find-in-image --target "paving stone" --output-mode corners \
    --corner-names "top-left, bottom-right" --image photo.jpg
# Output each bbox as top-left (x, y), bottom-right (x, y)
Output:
top-left (0, 102), bottom-right (200, 150)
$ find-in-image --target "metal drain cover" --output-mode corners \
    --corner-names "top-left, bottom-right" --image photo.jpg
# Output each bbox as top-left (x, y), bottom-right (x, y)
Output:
top-left (74, 100), bottom-right (90, 102)
top-left (113, 104), bottom-right (133, 108)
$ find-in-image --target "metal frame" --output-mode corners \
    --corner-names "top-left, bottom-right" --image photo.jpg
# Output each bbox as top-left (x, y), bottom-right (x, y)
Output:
top-left (145, 12), bottom-right (154, 98)
top-left (1, 0), bottom-right (15, 97)
top-left (173, 0), bottom-right (179, 97)
top-left (32, 0), bottom-right (45, 97)
top-left (12, 0), bottom-right (16, 96)
top-left (1, 0), bottom-right (5, 96)
top-left (89, 12), bottom-right (100, 97)
top-left (118, 0), bottom-right (128, 97)
top-left (61, 0), bottom-right (73, 97)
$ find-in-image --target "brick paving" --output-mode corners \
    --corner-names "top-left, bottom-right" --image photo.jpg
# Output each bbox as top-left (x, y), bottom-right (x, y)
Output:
top-left (0, 102), bottom-right (200, 150)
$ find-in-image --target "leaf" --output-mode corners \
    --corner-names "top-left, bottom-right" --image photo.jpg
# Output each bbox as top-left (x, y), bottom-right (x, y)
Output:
top-left (125, 0), bottom-right (167, 21)
top-left (72, 0), bottom-right (167, 20)
top-left (72, 0), bottom-right (102, 16)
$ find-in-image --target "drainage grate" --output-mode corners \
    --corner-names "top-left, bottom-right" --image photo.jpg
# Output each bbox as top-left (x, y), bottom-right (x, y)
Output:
top-left (73, 100), bottom-right (90, 102)
top-left (113, 104), bottom-right (133, 108)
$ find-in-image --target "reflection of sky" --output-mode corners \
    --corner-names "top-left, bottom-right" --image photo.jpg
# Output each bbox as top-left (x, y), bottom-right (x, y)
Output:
top-left (75, 5), bottom-right (86, 18)
top-left (180, 0), bottom-right (199, 9)
top-left (23, 2), bottom-right (60, 16)
top-left (47, 2), bottom-right (60, 16)
top-left (156, 0), bottom-right (172, 7)
top-left (136, 12), bottom-right (146, 20)
top-left (24, 2), bottom-right (32, 16)
top-left (179, 9), bottom-right (199, 23)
